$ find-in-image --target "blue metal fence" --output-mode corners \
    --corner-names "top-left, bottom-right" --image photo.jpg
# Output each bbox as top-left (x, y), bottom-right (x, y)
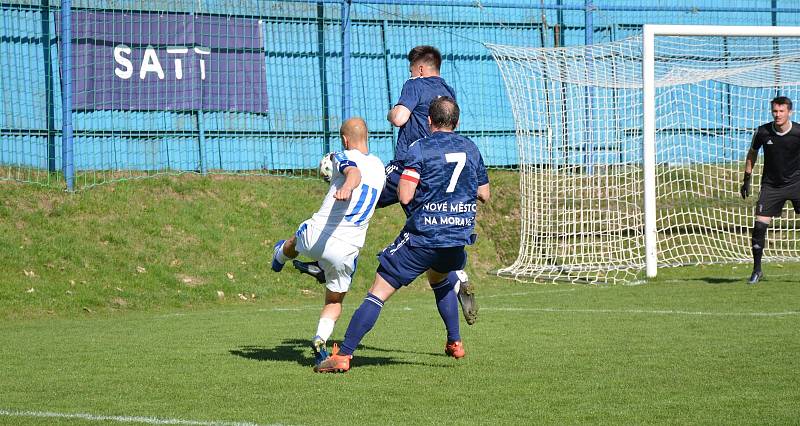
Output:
top-left (2, 0), bottom-right (800, 189)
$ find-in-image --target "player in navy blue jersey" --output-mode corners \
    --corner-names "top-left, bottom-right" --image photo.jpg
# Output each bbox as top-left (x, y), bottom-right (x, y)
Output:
top-left (380, 45), bottom-right (457, 210)
top-left (379, 45), bottom-right (478, 326)
top-left (315, 97), bottom-right (490, 373)
top-left (740, 96), bottom-right (800, 284)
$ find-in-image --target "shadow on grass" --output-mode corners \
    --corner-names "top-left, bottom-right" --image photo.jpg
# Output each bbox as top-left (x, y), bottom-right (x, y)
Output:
top-left (698, 277), bottom-right (744, 284)
top-left (229, 338), bottom-right (445, 368)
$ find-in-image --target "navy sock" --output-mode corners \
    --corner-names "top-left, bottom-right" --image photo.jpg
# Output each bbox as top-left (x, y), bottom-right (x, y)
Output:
top-left (340, 292), bottom-right (384, 356)
top-left (431, 277), bottom-right (460, 343)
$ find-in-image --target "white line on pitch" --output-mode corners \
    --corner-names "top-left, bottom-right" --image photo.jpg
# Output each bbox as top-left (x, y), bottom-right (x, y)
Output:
top-left (485, 288), bottom-right (577, 298)
top-left (0, 409), bottom-right (276, 426)
top-left (157, 306), bottom-right (319, 318)
top-left (259, 306), bottom-right (320, 312)
top-left (481, 307), bottom-right (800, 317)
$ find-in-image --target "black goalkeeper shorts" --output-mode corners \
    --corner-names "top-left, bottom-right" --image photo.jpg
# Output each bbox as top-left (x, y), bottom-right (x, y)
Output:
top-left (756, 180), bottom-right (800, 217)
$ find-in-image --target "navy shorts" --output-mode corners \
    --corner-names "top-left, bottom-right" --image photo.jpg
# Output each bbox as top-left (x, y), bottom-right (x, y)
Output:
top-left (377, 231), bottom-right (467, 289)
top-left (756, 180), bottom-right (800, 217)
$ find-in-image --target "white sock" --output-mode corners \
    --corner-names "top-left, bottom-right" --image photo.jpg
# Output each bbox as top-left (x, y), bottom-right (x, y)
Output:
top-left (275, 242), bottom-right (289, 263)
top-left (315, 317), bottom-right (336, 342)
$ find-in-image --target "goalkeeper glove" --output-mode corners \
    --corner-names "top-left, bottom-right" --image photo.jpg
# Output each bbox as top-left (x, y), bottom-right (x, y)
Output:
top-left (740, 172), bottom-right (752, 199)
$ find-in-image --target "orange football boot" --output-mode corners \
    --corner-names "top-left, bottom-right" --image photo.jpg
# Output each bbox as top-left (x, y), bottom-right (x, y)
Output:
top-left (445, 340), bottom-right (466, 359)
top-left (313, 343), bottom-right (352, 373)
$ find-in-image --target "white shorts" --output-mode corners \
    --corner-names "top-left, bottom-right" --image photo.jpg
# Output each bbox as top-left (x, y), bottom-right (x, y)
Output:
top-left (294, 220), bottom-right (360, 293)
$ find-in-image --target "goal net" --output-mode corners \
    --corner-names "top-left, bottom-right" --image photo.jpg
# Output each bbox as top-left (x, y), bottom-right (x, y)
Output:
top-left (487, 26), bottom-right (800, 284)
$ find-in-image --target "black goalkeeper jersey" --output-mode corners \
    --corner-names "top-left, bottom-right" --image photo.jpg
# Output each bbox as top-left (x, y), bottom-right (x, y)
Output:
top-left (750, 121), bottom-right (800, 187)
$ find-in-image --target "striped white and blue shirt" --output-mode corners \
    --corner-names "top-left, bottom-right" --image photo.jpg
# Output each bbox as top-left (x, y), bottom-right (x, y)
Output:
top-left (309, 149), bottom-right (386, 248)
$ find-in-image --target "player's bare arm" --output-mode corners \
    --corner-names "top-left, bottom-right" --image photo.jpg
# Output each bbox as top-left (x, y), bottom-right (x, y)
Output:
top-left (397, 172), bottom-right (418, 204)
top-left (477, 183), bottom-right (490, 203)
top-left (387, 104), bottom-right (412, 127)
top-left (334, 166), bottom-right (361, 200)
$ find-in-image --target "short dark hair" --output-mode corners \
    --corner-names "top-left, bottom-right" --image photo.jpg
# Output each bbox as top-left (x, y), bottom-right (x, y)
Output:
top-left (772, 96), bottom-right (793, 110)
top-left (429, 96), bottom-right (459, 130)
top-left (408, 45), bottom-right (442, 71)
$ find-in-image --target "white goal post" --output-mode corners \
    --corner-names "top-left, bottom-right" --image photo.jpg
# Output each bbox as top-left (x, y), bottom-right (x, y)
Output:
top-left (488, 24), bottom-right (800, 284)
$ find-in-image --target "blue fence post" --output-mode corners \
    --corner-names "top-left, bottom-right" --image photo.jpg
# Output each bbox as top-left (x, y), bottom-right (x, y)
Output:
top-left (584, 0), bottom-right (596, 174)
top-left (585, 0), bottom-right (594, 45)
top-left (772, 0), bottom-right (778, 26)
top-left (197, 110), bottom-right (207, 174)
top-left (317, 2), bottom-right (331, 155)
top-left (41, 0), bottom-right (56, 174)
top-left (60, 0), bottom-right (74, 191)
top-left (342, 0), bottom-right (352, 121)
top-left (381, 19), bottom-right (396, 157)
top-left (556, 0), bottom-right (564, 47)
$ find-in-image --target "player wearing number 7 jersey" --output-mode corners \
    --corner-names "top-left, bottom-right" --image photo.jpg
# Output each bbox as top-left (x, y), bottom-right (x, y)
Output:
top-left (382, 45), bottom-right (477, 325)
top-left (270, 117), bottom-right (386, 366)
top-left (315, 97), bottom-right (490, 372)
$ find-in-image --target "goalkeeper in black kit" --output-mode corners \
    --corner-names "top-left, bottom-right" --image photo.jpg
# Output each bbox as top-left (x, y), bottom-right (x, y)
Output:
top-left (739, 96), bottom-right (800, 284)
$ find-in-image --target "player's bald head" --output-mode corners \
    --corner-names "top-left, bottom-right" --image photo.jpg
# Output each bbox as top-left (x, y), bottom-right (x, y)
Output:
top-left (340, 117), bottom-right (368, 148)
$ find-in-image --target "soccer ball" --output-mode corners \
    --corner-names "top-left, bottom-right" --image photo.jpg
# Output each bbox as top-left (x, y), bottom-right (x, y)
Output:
top-left (319, 153), bottom-right (333, 182)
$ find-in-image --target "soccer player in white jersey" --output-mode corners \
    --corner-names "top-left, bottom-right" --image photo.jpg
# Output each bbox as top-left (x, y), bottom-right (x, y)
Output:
top-left (270, 117), bottom-right (386, 365)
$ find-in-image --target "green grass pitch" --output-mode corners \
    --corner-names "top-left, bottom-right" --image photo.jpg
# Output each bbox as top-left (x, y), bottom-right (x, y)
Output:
top-left (0, 172), bottom-right (798, 425)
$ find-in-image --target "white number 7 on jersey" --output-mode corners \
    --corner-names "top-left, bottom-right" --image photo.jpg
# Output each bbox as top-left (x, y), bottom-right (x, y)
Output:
top-left (445, 152), bottom-right (466, 193)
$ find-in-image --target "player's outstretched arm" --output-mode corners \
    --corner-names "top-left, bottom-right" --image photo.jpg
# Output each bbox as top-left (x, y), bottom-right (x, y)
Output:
top-left (334, 166), bottom-right (361, 200)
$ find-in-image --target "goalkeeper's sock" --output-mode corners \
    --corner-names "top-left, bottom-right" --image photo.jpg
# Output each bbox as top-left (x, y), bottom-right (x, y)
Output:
top-left (315, 317), bottom-right (335, 343)
top-left (339, 293), bottom-right (384, 356)
top-left (431, 277), bottom-right (460, 343)
top-left (752, 220), bottom-right (768, 272)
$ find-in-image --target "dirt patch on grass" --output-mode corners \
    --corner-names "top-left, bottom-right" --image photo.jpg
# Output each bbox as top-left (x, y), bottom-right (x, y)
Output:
top-left (177, 274), bottom-right (205, 287)
top-left (111, 297), bottom-right (128, 307)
